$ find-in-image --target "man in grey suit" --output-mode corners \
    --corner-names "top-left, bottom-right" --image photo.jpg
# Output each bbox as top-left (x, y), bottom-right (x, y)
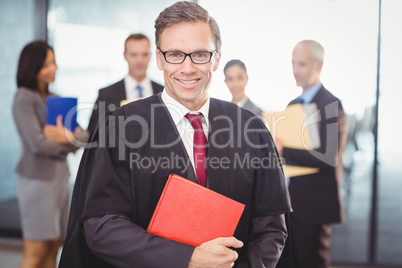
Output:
top-left (224, 59), bottom-right (263, 117)
top-left (87, 33), bottom-right (163, 134)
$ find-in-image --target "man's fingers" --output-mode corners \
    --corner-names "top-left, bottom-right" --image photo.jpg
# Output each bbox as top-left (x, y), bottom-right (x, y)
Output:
top-left (215, 237), bottom-right (243, 249)
top-left (189, 237), bottom-right (242, 268)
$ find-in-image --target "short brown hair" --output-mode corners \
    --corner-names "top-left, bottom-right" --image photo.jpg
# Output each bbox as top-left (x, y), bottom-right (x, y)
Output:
top-left (154, 1), bottom-right (221, 52)
top-left (124, 33), bottom-right (150, 52)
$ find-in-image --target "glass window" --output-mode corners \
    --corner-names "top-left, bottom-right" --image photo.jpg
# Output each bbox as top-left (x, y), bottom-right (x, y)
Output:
top-left (377, 0), bottom-right (402, 265)
top-left (0, 0), bottom-right (35, 236)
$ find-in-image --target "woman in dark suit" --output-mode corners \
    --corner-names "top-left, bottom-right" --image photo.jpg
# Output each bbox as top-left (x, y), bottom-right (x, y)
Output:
top-left (12, 41), bottom-right (81, 268)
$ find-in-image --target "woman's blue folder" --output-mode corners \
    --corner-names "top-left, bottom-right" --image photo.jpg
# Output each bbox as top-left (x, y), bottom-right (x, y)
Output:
top-left (46, 96), bottom-right (78, 131)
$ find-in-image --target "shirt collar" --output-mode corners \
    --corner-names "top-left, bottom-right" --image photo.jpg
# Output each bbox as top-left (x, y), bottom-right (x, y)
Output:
top-left (300, 82), bottom-right (322, 104)
top-left (161, 90), bottom-right (210, 127)
top-left (124, 75), bottom-right (136, 90)
top-left (237, 96), bottom-right (249, 107)
top-left (125, 75), bottom-right (150, 87)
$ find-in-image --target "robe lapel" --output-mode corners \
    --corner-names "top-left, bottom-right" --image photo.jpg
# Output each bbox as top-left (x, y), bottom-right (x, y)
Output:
top-left (207, 99), bottom-right (230, 197)
top-left (153, 95), bottom-right (196, 183)
top-left (310, 84), bottom-right (325, 105)
top-left (113, 80), bottom-right (127, 107)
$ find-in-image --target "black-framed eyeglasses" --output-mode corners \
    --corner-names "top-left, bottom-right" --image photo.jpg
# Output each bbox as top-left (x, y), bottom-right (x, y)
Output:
top-left (158, 48), bottom-right (217, 64)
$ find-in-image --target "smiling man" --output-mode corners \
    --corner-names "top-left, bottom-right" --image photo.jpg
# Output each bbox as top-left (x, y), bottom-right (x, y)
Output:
top-left (59, 2), bottom-right (292, 268)
top-left (156, 21), bottom-right (216, 111)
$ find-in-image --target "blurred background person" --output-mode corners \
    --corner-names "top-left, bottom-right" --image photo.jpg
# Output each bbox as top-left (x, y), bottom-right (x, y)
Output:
top-left (12, 40), bottom-right (82, 268)
top-left (276, 39), bottom-right (347, 268)
top-left (87, 33), bottom-right (164, 134)
top-left (223, 59), bottom-right (263, 117)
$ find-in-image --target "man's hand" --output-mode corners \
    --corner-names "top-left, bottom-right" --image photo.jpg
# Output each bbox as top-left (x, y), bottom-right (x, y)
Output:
top-left (188, 237), bottom-right (243, 268)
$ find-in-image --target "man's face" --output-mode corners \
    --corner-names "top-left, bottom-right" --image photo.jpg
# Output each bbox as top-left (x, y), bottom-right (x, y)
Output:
top-left (124, 39), bottom-right (151, 81)
top-left (224, 65), bottom-right (248, 100)
top-left (292, 45), bottom-right (322, 91)
top-left (156, 22), bottom-right (221, 111)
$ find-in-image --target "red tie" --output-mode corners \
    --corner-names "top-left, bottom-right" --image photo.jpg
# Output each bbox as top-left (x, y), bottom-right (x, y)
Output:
top-left (185, 113), bottom-right (207, 187)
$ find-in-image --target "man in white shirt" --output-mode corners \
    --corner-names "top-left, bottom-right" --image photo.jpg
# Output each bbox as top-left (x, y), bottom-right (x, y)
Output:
top-left (87, 33), bottom-right (163, 134)
top-left (59, 2), bottom-right (292, 268)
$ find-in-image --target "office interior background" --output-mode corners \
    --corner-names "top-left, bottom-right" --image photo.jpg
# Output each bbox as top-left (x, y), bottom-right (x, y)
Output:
top-left (0, 0), bottom-right (401, 267)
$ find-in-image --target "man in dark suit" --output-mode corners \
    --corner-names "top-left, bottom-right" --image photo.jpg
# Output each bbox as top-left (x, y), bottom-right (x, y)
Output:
top-left (276, 40), bottom-right (348, 268)
top-left (59, 2), bottom-right (292, 268)
top-left (87, 33), bottom-right (163, 134)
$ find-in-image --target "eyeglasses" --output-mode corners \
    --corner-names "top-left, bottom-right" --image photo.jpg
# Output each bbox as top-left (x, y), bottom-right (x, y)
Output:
top-left (158, 48), bottom-right (217, 64)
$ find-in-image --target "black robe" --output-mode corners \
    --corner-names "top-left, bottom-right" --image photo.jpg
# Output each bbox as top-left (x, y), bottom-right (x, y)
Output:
top-left (59, 94), bottom-right (292, 268)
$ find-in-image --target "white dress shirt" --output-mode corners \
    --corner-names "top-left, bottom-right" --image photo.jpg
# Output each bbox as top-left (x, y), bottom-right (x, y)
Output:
top-left (161, 90), bottom-right (209, 178)
top-left (124, 75), bottom-right (154, 100)
top-left (236, 96), bottom-right (249, 107)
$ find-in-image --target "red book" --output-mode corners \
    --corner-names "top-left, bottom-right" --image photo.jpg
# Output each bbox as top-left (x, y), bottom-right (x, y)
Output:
top-left (147, 174), bottom-right (245, 246)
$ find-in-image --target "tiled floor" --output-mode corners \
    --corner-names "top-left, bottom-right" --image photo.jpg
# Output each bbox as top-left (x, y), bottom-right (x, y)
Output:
top-left (0, 238), bottom-right (22, 268)
top-left (0, 237), bottom-right (375, 268)
top-left (331, 151), bottom-right (402, 266)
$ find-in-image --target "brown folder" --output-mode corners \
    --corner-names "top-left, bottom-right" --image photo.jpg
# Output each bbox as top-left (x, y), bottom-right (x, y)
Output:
top-left (263, 103), bottom-right (320, 150)
top-left (120, 98), bottom-right (144, 107)
top-left (282, 165), bottom-right (319, 177)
